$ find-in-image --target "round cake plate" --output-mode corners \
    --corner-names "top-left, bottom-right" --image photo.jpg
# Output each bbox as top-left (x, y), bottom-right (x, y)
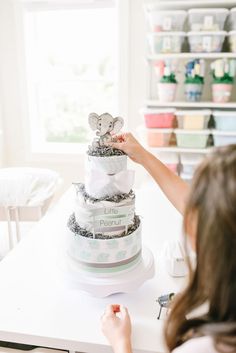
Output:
top-left (65, 246), bottom-right (155, 297)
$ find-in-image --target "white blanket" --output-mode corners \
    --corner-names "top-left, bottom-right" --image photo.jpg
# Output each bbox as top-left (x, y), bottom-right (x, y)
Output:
top-left (0, 168), bottom-right (60, 206)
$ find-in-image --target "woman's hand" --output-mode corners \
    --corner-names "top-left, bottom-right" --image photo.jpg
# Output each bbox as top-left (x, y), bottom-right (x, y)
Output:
top-left (108, 133), bottom-right (150, 165)
top-left (101, 304), bottom-right (132, 353)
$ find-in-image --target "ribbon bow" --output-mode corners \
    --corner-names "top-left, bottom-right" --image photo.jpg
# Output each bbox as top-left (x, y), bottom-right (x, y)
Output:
top-left (85, 169), bottom-right (135, 199)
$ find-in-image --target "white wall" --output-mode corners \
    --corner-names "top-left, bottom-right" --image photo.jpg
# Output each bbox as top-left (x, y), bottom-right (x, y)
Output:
top-left (0, 0), bottom-right (148, 196)
top-left (0, 102), bottom-right (3, 166)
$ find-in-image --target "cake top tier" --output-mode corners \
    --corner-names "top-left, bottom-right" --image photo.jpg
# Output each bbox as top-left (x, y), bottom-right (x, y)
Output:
top-left (87, 112), bottom-right (125, 157)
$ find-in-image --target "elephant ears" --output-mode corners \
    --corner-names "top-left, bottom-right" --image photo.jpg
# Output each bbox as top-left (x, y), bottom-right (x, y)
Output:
top-left (88, 112), bottom-right (99, 130)
top-left (112, 116), bottom-right (124, 135)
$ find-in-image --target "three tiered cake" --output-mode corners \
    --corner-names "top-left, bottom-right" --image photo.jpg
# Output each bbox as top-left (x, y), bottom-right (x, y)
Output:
top-left (67, 113), bottom-right (154, 294)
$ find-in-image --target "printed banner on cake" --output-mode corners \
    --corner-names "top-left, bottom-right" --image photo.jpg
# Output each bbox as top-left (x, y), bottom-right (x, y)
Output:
top-left (92, 214), bottom-right (134, 229)
top-left (85, 204), bottom-right (135, 229)
top-left (89, 205), bottom-right (135, 218)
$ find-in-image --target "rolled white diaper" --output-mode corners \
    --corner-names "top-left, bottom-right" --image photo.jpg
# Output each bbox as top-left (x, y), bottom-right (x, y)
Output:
top-left (87, 155), bottom-right (127, 175)
top-left (85, 169), bottom-right (135, 199)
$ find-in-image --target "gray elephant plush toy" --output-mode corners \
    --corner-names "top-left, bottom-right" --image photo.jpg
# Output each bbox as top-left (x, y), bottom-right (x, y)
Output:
top-left (88, 112), bottom-right (124, 148)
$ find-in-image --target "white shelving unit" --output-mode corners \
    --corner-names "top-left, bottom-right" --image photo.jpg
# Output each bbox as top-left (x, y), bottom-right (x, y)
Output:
top-left (145, 101), bottom-right (236, 109)
top-left (149, 146), bottom-right (211, 154)
top-left (147, 52), bottom-right (236, 60)
top-left (143, 0), bottom-right (236, 177)
top-left (145, 0), bottom-right (236, 10)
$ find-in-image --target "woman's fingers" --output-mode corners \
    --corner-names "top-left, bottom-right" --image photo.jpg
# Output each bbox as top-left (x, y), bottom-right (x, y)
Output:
top-left (109, 141), bottom-right (125, 150)
top-left (120, 305), bottom-right (127, 314)
top-left (104, 304), bottom-right (116, 316)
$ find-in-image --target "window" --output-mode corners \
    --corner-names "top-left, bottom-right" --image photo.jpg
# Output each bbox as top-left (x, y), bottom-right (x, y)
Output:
top-left (23, 1), bottom-right (121, 150)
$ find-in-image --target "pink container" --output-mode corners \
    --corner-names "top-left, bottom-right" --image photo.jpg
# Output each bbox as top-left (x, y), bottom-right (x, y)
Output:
top-left (166, 163), bottom-right (178, 174)
top-left (147, 128), bottom-right (174, 147)
top-left (143, 109), bottom-right (176, 128)
top-left (212, 84), bottom-right (233, 103)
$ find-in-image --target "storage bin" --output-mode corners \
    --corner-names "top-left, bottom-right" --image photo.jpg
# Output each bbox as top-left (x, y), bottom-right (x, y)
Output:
top-left (146, 10), bottom-right (187, 32)
top-left (146, 128), bottom-right (174, 147)
top-left (181, 163), bottom-right (197, 176)
top-left (175, 110), bottom-right (211, 130)
top-left (188, 8), bottom-right (228, 31)
top-left (148, 32), bottom-right (185, 54)
top-left (187, 31), bottom-right (226, 53)
top-left (142, 108), bottom-right (176, 128)
top-left (229, 8), bottom-right (236, 30)
top-left (212, 110), bottom-right (236, 131)
top-left (228, 31), bottom-right (236, 52)
top-left (175, 130), bottom-right (210, 148)
top-left (154, 152), bottom-right (179, 174)
top-left (180, 153), bottom-right (204, 165)
top-left (180, 153), bottom-right (204, 176)
top-left (212, 131), bottom-right (236, 146)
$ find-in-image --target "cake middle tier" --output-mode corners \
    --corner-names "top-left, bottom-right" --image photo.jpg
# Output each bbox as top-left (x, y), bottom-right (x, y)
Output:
top-left (85, 154), bottom-right (134, 199)
top-left (74, 183), bottom-right (136, 237)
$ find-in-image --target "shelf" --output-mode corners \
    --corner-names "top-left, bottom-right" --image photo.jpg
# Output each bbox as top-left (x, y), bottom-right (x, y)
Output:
top-left (149, 147), bottom-right (211, 154)
top-left (147, 53), bottom-right (236, 60)
top-left (145, 0), bottom-right (236, 10)
top-left (145, 101), bottom-right (236, 109)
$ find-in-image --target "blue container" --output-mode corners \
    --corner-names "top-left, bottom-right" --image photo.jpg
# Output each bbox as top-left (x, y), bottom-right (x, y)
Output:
top-left (213, 131), bottom-right (236, 146)
top-left (213, 110), bottom-right (236, 131)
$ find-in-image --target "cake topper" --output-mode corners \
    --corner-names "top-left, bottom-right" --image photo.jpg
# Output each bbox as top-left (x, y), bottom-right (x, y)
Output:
top-left (88, 112), bottom-right (124, 148)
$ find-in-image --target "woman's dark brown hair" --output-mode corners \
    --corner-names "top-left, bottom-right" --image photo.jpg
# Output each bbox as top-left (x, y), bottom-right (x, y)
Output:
top-left (165, 144), bottom-right (236, 352)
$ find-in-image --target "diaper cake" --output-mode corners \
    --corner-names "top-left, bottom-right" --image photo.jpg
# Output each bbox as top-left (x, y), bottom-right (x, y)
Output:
top-left (67, 112), bottom-right (154, 296)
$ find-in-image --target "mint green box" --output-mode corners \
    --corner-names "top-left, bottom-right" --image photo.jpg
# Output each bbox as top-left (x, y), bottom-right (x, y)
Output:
top-left (175, 129), bottom-right (210, 148)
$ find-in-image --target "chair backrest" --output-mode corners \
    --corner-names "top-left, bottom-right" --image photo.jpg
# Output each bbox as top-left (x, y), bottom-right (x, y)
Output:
top-left (0, 347), bottom-right (67, 353)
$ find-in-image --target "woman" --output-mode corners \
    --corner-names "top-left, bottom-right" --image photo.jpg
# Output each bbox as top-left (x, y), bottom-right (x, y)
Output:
top-left (101, 134), bottom-right (236, 353)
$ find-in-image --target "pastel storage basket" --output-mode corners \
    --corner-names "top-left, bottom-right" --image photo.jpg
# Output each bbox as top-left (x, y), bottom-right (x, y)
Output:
top-left (143, 109), bottom-right (176, 128)
top-left (175, 130), bottom-right (210, 148)
top-left (180, 153), bottom-right (204, 165)
top-left (187, 31), bottom-right (226, 53)
top-left (154, 151), bottom-right (179, 174)
top-left (146, 128), bottom-right (174, 147)
top-left (213, 110), bottom-right (236, 131)
top-left (148, 32), bottom-right (185, 53)
top-left (146, 10), bottom-right (187, 32)
top-left (188, 8), bottom-right (229, 31)
top-left (180, 153), bottom-right (204, 176)
top-left (212, 131), bottom-right (236, 146)
top-left (175, 110), bottom-right (211, 130)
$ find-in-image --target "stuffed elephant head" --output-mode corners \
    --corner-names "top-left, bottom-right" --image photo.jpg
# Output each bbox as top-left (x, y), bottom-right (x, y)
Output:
top-left (88, 112), bottom-right (124, 137)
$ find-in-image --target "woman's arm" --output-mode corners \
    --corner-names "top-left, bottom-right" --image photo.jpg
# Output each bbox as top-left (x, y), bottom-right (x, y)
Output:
top-left (101, 305), bottom-right (132, 353)
top-left (109, 133), bottom-right (190, 214)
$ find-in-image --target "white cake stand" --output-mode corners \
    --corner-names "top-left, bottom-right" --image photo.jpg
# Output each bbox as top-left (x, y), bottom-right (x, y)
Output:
top-left (64, 246), bottom-right (155, 297)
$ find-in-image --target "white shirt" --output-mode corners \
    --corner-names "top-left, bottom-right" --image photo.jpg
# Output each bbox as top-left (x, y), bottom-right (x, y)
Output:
top-left (172, 336), bottom-right (233, 353)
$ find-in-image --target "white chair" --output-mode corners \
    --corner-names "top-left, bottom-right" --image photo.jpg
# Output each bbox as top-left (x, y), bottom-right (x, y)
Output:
top-left (0, 347), bottom-right (68, 353)
top-left (0, 345), bottom-right (83, 353)
top-left (0, 168), bottom-right (60, 250)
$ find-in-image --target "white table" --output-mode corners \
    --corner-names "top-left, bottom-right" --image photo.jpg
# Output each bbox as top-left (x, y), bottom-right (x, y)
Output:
top-left (0, 181), bottom-right (185, 353)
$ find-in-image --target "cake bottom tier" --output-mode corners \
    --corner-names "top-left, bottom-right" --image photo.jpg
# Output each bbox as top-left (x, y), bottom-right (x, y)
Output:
top-left (67, 221), bottom-right (142, 276)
